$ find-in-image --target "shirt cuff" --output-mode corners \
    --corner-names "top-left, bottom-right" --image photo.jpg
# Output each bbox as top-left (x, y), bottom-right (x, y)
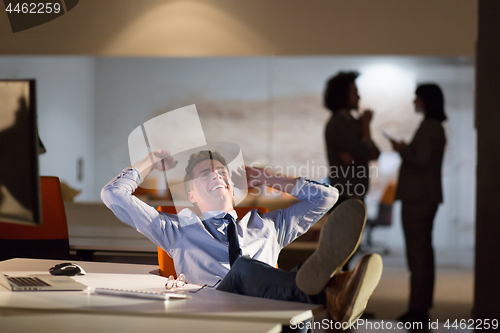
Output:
top-left (118, 167), bottom-right (143, 184)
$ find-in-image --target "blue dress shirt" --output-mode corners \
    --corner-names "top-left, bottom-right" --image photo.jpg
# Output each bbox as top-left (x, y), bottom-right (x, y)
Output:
top-left (101, 168), bottom-right (338, 285)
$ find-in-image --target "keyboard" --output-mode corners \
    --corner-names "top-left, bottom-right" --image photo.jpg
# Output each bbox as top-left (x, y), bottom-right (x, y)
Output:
top-left (8, 277), bottom-right (51, 287)
top-left (94, 288), bottom-right (190, 300)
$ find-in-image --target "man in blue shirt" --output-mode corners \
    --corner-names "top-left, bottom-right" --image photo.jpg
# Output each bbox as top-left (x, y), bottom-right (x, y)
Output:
top-left (101, 149), bottom-right (382, 325)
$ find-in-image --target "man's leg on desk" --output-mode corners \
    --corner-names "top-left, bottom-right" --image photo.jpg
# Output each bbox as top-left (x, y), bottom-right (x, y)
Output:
top-left (217, 200), bottom-right (383, 327)
top-left (217, 255), bottom-right (381, 323)
top-left (217, 257), bottom-right (318, 333)
top-left (217, 256), bottom-right (326, 304)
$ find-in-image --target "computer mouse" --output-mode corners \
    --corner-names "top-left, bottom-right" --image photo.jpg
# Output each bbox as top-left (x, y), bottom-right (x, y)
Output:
top-left (49, 262), bottom-right (86, 276)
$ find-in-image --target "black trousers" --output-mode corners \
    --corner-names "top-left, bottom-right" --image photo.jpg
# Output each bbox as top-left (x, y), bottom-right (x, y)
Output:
top-left (217, 256), bottom-right (326, 305)
top-left (217, 257), bottom-right (325, 333)
top-left (401, 201), bottom-right (439, 312)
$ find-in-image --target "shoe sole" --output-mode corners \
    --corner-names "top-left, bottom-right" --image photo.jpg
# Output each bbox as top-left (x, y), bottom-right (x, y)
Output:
top-left (296, 199), bottom-right (367, 295)
top-left (340, 253), bottom-right (383, 326)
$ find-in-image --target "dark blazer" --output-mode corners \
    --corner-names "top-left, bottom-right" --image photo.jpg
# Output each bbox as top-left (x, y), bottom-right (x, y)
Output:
top-left (325, 111), bottom-right (380, 200)
top-left (395, 119), bottom-right (446, 203)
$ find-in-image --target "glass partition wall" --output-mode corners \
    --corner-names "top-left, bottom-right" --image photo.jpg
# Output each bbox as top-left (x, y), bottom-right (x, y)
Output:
top-left (0, 55), bottom-right (475, 268)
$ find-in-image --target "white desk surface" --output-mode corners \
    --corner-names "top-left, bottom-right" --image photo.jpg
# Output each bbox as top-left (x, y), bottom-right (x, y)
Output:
top-left (0, 258), bottom-right (321, 326)
top-left (0, 309), bottom-right (281, 333)
top-left (0, 308), bottom-right (281, 333)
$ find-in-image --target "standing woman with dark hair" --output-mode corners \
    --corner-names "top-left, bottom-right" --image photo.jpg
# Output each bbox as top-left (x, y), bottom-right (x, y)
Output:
top-left (389, 83), bottom-right (447, 325)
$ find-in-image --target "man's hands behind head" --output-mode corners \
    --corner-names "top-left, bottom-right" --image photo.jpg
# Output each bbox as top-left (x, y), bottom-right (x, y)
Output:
top-left (231, 165), bottom-right (297, 194)
top-left (231, 166), bottom-right (268, 190)
top-left (151, 150), bottom-right (178, 171)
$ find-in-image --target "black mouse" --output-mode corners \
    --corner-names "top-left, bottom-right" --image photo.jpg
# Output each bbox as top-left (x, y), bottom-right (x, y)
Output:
top-left (49, 262), bottom-right (86, 276)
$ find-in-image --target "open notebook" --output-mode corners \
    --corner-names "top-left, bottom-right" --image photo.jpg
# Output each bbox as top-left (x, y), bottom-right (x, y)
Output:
top-left (0, 268), bottom-right (87, 291)
top-left (94, 287), bottom-right (190, 301)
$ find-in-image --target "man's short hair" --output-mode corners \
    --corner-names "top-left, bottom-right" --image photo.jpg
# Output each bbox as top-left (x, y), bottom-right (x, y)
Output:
top-left (183, 150), bottom-right (229, 194)
top-left (324, 71), bottom-right (359, 113)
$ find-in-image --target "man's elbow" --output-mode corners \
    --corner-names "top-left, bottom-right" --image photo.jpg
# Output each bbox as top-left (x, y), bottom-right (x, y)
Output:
top-left (325, 186), bottom-right (339, 209)
top-left (100, 185), bottom-right (125, 207)
top-left (100, 186), bottom-right (112, 206)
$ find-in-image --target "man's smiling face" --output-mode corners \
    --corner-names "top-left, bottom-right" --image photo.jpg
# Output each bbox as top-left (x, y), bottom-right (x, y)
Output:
top-left (187, 159), bottom-right (234, 213)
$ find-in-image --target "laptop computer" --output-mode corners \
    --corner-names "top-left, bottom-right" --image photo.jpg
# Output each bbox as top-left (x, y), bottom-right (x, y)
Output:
top-left (0, 268), bottom-right (88, 291)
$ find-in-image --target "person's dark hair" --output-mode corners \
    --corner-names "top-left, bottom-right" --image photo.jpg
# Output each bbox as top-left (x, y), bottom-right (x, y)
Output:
top-left (324, 71), bottom-right (359, 113)
top-left (416, 84), bottom-right (447, 122)
top-left (183, 150), bottom-right (228, 194)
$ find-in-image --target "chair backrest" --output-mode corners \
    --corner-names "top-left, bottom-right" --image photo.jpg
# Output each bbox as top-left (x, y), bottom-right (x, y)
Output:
top-left (156, 206), bottom-right (269, 278)
top-left (372, 181), bottom-right (397, 227)
top-left (0, 176), bottom-right (70, 260)
top-left (376, 204), bottom-right (393, 226)
top-left (380, 181), bottom-right (397, 205)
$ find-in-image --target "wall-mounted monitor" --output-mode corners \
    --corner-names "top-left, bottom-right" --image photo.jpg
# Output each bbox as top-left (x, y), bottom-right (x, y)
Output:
top-left (0, 80), bottom-right (41, 226)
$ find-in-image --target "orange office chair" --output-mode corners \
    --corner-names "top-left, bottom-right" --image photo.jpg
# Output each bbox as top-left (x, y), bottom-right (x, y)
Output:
top-left (156, 206), bottom-right (269, 278)
top-left (360, 181), bottom-right (397, 254)
top-left (0, 176), bottom-right (71, 261)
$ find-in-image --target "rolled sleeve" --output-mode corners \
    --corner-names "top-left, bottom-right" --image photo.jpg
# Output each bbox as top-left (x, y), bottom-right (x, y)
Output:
top-left (101, 168), bottom-right (183, 252)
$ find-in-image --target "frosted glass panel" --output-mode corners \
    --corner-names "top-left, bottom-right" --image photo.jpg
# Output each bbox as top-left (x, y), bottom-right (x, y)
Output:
top-left (0, 55), bottom-right (474, 267)
top-left (93, 56), bottom-right (475, 267)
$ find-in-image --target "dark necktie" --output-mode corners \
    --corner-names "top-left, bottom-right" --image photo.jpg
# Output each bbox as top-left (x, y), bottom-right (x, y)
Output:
top-left (223, 214), bottom-right (241, 267)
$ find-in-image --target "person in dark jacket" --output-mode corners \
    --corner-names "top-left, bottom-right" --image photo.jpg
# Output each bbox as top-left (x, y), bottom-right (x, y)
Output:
top-left (324, 71), bottom-right (380, 204)
top-left (324, 71), bottom-right (381, 271)
top-left (389, 83), bottom-right (447, 325)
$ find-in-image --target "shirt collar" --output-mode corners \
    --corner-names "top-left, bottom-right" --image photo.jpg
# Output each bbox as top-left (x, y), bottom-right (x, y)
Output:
top-left (201, 210), bottom-right (238, 236)
top-left (201, 210), bottom-right (238, 221)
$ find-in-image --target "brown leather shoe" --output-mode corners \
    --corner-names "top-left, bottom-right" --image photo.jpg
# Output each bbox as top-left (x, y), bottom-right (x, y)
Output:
top-left (326, 254), bottom-right (383, 327)
top-left (296, 199), bottom-right (367, 295)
